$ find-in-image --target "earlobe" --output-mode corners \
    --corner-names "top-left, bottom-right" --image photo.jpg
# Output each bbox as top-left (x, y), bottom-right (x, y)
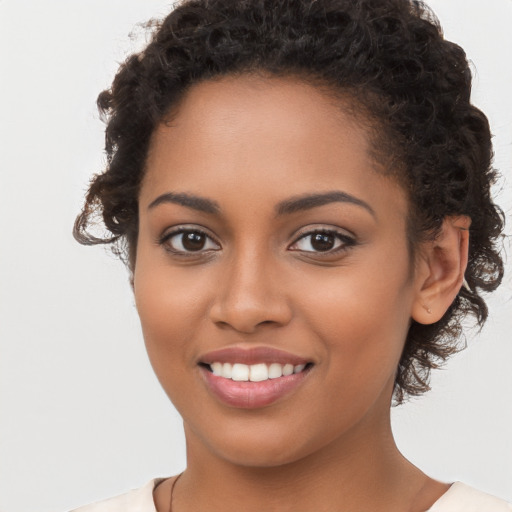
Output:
top-left (412, 216), bottom-right (471, 325)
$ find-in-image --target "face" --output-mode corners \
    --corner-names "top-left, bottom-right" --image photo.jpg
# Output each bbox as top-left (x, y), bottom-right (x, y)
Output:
top-left (134, 75), bottom-right (421, 467)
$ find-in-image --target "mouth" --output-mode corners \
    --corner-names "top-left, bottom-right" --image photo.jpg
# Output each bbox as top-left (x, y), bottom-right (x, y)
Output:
top-left (197, 347), bottom-right (314, 409)
top-left (200, 361), bottom-right (313, 381)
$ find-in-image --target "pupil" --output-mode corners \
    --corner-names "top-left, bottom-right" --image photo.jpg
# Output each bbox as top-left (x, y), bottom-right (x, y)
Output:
top-left (311, 233), bottom-right (335, 251)
top-left (182, 232), bottom-right (206, 251)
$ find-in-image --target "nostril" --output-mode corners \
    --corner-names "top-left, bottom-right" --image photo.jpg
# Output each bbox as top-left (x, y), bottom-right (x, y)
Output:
top-left (208, 287), bottom-right (293, 333)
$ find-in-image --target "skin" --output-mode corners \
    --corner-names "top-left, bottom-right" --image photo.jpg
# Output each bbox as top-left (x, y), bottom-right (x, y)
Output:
top-left (134, 75), bottom-right (467, 511)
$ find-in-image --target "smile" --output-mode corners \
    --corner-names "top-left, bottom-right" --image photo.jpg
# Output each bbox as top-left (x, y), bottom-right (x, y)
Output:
top-left (198, 347), bottom-right (313, 408)
top-left (208, 362), bottom-right (308, 381)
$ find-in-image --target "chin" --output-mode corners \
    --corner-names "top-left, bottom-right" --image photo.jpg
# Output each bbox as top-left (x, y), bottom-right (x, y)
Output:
top-left (184, 412), bottom-right (348, 470)
top-left (207, 436), bottom-right (313, 469)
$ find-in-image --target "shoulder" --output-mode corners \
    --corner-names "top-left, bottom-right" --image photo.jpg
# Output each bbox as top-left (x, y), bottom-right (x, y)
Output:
top-left (70, 479), bottom-right (165, 512)
top-left (428, 482), bottom-right (512, 512)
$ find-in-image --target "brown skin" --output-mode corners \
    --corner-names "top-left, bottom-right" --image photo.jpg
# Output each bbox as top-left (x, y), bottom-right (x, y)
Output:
top-left (134, 75), bottom-right (468, 511)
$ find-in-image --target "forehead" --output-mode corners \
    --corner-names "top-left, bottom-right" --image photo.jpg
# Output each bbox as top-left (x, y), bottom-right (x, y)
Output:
top-left (164, 74), bottom-right (353, 133)
top-left (141, 74), bottom-right (407, 221)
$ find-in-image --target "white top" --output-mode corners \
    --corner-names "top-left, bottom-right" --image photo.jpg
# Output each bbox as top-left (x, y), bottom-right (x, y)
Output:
top-left (71, 479), bottom-right (512, 512)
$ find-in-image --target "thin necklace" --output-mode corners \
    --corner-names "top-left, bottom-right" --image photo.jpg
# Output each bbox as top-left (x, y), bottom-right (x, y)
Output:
top-left (168, 473), bottom-right (182, 512)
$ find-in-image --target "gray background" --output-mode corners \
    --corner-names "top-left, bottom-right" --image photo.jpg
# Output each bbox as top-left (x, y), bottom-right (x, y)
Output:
top-left (0, 1), bottom-right (511, 510)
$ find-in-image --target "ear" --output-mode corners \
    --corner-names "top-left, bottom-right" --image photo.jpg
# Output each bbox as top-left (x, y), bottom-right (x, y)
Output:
top-left (411, 216), bottom-right (471, 325)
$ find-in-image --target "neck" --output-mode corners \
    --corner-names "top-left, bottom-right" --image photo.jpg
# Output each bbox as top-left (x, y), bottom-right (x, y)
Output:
top-left (167, 404), bottom-right (439, 512)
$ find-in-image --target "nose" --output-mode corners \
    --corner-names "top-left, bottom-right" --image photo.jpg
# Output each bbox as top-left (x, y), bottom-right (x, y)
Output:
top-left (209, 249), bottom-right (293, 334)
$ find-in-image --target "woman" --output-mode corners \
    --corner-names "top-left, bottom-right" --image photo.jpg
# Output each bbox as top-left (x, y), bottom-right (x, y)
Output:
top-left (72, 0), bottom-right (509, 510)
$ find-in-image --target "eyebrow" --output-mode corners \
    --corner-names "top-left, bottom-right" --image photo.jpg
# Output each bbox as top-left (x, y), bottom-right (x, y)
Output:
top-left (147, 192), bottom-right (220, 214)
top-left (275, 191), bottom-right (376, 218)
top-left (147, 190), bottom-right (375, 218)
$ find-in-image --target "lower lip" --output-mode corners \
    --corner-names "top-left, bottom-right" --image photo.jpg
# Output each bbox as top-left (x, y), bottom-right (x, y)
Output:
top-left (200, 366), bottom-right (311, 409)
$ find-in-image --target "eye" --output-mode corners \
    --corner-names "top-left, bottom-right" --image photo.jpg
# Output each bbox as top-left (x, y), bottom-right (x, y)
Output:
top-left (289, 229), bottom-right (355, 254)
top-left (160, 228), bottom-right (220, 254)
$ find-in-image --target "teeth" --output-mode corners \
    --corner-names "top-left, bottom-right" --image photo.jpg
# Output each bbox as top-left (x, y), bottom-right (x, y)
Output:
top-left (211, 362), bottom-right (223, 376)
top-left (209, 362), bottom-right (308, 381)
top-left (294, 364), bottom-right (306, 374)
top-left (283, 364), bottom-right (294, 376)
top-left (231, 363), bottom-right (249, 381)
top-left (249, 363), bottom-right (268, 382)
top-left (222, 362), bottom-right (232, 379)
top-left (268, 363), bottom-right (283, 379)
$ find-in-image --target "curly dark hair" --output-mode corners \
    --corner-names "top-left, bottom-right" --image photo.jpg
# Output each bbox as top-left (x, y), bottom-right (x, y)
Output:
top-left (74, 0), bottom-right (504, 403)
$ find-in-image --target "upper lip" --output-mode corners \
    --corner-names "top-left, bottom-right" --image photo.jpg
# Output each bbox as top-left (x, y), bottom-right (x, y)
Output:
top-left (198, 346), bottom-right (311, 366)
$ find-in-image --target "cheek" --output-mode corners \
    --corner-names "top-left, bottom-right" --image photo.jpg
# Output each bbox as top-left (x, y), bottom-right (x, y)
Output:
top-left (134, 239), bottom-right (212, 325)
top-left (133, 253), bottom-right (210, 383)
top-left (295, 257), bottom-right (413, 397)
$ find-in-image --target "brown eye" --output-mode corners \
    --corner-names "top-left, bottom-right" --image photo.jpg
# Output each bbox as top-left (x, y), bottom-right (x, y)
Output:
top-left (182, 232), bottom-right (207, 251)
top-left (162, 229), bottom-right (220, 254)
top-left (289, 229), bottom-right (355, 254)
top-left (310, 233), bottom-right (336, 251)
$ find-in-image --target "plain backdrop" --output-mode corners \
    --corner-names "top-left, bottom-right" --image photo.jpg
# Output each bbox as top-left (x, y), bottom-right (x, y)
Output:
top-left (0, 1), bottom-right (511, 510)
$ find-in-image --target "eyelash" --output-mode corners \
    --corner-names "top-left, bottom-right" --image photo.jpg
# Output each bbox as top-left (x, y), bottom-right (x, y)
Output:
top-left (159, 227), bottom-right (220, 256)
top-left (158, 227), bottom-right (356, 257)
top-left (288, 229), bottom-right (357, 256)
